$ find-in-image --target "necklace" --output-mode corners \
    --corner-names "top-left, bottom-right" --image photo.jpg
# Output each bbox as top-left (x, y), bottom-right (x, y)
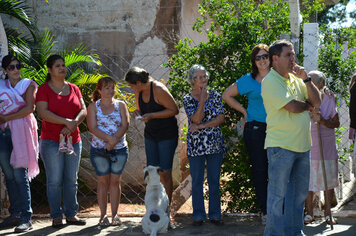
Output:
top-left (50, 82), bottom-right (67, 95)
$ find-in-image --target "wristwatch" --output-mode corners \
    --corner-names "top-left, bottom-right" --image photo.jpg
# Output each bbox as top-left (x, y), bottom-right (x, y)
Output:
top-left (303, 77), bottom-right (312, 83)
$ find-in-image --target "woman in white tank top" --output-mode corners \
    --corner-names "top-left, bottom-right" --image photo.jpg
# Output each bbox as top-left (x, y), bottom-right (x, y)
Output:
top-left (87, 77), bottom-right (130, 226)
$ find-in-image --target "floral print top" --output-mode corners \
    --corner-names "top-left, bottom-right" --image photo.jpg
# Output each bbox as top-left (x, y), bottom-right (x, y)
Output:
top-left (91, 99), bottom-right (127, 149)
top-left (183, 89), bottom-right (225, 157)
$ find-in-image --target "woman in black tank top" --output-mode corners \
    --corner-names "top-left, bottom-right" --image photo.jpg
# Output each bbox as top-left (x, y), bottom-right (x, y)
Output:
top-left (125, 67), bottom-right (179, 204)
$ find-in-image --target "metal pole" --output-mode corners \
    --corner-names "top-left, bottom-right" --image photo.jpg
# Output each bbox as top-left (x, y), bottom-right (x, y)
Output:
top-left (317, 123), bottom-right (334, 230)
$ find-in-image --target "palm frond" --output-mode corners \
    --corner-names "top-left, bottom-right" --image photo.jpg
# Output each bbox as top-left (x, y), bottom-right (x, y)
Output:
top-left (0, 0), bottom-right (37, 38)
top-left (62, 44), bottom-right (102, 67)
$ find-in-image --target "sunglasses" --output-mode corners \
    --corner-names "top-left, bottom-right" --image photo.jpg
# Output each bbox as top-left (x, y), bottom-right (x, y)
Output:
top-left (7, 64), bottom-right (22, 71)
top-left (255, 54), bottom-right (269, 61)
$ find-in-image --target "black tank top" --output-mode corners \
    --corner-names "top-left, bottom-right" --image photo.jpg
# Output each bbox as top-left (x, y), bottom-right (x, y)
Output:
top-left (138, 82), bottom-right (178, 141)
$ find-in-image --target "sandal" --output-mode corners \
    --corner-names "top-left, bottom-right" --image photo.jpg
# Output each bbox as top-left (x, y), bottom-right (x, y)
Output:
top-left (325, 215), bottom-right (338, 225)
top-left (111, 215), bottom-right (122, 226)
top-left (66, 135), bottom-right (76, 155)
top-left (304, 215), bottom-right (314, 225)
top-left (58, 134), bottom-right (67, 153)
top-left (98, 216), bottom-right (110, 226)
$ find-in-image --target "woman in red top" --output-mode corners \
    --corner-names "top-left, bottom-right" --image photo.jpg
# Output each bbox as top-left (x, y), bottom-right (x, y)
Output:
top-left (36, 55), bottom-right (87, 228)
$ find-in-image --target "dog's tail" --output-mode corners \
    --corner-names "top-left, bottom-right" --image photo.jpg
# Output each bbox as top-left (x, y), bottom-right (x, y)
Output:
top-left (149, 213), bottom-right (160, 222)
top-left (150, 227), bottom-right (158, 236)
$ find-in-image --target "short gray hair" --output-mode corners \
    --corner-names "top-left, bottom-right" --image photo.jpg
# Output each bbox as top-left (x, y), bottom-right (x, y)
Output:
top-left (187, 64), bottom-right (209, 85)
top-left (308, 70), bottom-right (327, 86)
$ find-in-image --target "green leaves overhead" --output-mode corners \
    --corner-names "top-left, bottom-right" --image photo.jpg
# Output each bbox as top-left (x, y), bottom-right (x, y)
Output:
top-left (0, 0), bottom-right (37, 38)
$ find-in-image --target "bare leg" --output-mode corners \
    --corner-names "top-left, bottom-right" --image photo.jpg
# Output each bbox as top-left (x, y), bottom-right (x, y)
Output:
top-left (159, 170), bottom-right (173, 204)
top-left (97, 175), bottom-right (110, 221)
top-left (323, 189), bottom-right (335, 216)
top-left (109, 174), bottom-right (122, 217)
top-left (109, 174), bottom-right (122, 225)
top-left (305, 191), bottom-right (314, 218)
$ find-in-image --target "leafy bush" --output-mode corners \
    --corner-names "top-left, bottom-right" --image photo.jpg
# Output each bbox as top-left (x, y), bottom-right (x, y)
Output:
top-left (166, 0), bottom-right (291, 212)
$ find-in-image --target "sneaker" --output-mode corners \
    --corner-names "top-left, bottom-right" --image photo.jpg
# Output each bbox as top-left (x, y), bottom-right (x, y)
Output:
top-left (14, 221), bottom-right (32, 233)
top-left (0, 215), bottom-right (20, 229)
top-left (58, 134), bottom-right (67, 152)
top-left (66, 135), bottom-right (76, 155)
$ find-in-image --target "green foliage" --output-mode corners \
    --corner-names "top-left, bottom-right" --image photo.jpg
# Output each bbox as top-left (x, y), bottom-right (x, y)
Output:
top-left (166, 0), bottom-right (290, 212)
top-left (0, 0), bottom-right (37, 38)
top-left (319, 26), bottom-right (356, 101)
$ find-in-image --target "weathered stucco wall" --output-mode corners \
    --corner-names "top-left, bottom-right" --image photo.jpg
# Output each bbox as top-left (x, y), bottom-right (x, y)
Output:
top-left (1, 0), bottom-right (208, 187)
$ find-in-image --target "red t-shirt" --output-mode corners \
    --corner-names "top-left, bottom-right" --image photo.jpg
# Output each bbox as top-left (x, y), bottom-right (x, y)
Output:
top-left (36, 82), bottom-right (83, 144)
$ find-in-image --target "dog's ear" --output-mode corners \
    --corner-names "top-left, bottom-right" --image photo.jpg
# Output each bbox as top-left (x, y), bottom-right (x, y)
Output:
top-left (144, 170), bottom-right (149, 183)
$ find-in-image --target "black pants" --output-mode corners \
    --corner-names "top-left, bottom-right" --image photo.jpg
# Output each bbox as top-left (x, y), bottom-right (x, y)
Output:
top-left (243, 121), bottom-right (268, 215)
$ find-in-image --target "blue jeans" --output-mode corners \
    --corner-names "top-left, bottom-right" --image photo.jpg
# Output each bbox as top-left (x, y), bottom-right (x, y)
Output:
top-left (145, 138), bottom-right (178, 170)
top-left (90, 146), bottom-right (128, 176)
top-left (264, 147), bottom-right (310, 236)
top-left (40, 139), bottom-right (82, 219)
top-left (0, 128), bottom-right (32, 223)
top-left (243, 121), bottom-right (268, 214)
top-left (188, 153), bottom-right (223, 221)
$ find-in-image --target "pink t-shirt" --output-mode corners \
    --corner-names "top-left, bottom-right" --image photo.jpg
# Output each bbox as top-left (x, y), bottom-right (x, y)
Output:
top-left (35, 82), bottom-right (82, 144)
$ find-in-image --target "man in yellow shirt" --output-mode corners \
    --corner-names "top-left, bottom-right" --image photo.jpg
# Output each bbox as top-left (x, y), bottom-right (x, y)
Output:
top-left (261, 40), bottom-right (321, 235)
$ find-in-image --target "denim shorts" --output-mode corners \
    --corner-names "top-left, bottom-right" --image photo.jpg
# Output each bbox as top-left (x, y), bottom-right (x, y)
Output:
top-left (144, 138), bottom-right (178, 171)
top-left (90, 146), bottom-right (128, 176)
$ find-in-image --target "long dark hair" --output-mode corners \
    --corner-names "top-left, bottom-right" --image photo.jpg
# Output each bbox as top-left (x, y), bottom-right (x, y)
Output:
top-left (46, 54), bottom-right (65, 82)
top-left (124, 67), bottom-right (150, 84)
top-left (251, 44), bottom-right (269, 79)
top-left (1, 55), bottom-right (21, 80)
top-left (92, 77), bottom-right (116, 102)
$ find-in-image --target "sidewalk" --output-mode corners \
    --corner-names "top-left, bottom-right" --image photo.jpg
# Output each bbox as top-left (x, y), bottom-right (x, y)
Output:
top-left (0, 214), bottom-right (356, 235)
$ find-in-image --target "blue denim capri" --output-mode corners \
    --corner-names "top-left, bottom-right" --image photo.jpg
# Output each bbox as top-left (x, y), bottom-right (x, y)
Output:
top-left (144, 138), bottom-right (178, 171)
top-left (90, 146), bottom-right (128, 176)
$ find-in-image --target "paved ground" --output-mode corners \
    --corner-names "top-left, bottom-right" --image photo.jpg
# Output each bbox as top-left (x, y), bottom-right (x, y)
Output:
top-left (0, 214), bottom-right (356, 236)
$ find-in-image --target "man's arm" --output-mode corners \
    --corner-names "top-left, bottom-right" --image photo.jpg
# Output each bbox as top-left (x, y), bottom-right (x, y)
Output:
top-left (283, 100), bottom-right (313, 113)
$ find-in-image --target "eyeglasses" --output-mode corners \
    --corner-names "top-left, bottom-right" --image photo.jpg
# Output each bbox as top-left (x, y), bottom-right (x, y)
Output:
top-left (7, 64), bottom-right (22, 71)
top-left (194, 75), bottom-right (208, 80)
top-left (255, 54), bottom-right (269, 61)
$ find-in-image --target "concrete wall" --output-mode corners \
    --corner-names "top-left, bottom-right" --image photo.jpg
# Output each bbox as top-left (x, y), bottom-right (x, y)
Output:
top-left (1, 0), bottom-right (208, 187)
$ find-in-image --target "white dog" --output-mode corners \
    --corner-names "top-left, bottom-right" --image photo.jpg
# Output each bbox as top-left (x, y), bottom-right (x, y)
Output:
top-left (142, 165), bottom-right (169, 236)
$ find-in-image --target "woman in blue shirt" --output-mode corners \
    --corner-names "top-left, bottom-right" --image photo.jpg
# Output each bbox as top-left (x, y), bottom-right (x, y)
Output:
top-left (222, 44), bottom-right (270, 224)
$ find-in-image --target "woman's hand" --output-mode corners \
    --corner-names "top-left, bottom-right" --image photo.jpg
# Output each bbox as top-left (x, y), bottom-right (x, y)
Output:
top-left (141, 113), bottom-right (153, 123)
top-left (189, 123), bottom-right (205, 132)
top-left (199, 87), bottom-right (208, 104)
top-left (107, 135), bottom-right (119, 148)
top-left (60, 127), bottom-right (72, 136)
top-left (64, 119), bottom-right (78, 133)
top-left (104, 143), bottom-right (114, 151)
top-left (310, 109), bottom-right (321, 123)
top-left (0, 115), bottom-right (6, 124)
top-left (132, 110), bottom-right (142, 119)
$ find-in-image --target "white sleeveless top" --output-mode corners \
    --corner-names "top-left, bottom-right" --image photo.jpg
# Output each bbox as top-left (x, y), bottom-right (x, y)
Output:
top-left (91, 99), bottom-right (127, 149)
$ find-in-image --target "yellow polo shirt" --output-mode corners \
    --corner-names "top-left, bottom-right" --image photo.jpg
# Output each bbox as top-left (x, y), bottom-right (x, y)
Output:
top-left (261, 68), bottom-right (311, 152)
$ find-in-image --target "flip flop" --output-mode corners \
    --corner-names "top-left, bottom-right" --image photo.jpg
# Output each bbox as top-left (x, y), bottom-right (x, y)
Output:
top-left (325, 215), bottom-right (338, 225)
top-left (111, 215), bottom-right (122, 226)
top-left (304, 214), bottom-right (314, 224)
top-left (98, 216), bottom-right (110, 226)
